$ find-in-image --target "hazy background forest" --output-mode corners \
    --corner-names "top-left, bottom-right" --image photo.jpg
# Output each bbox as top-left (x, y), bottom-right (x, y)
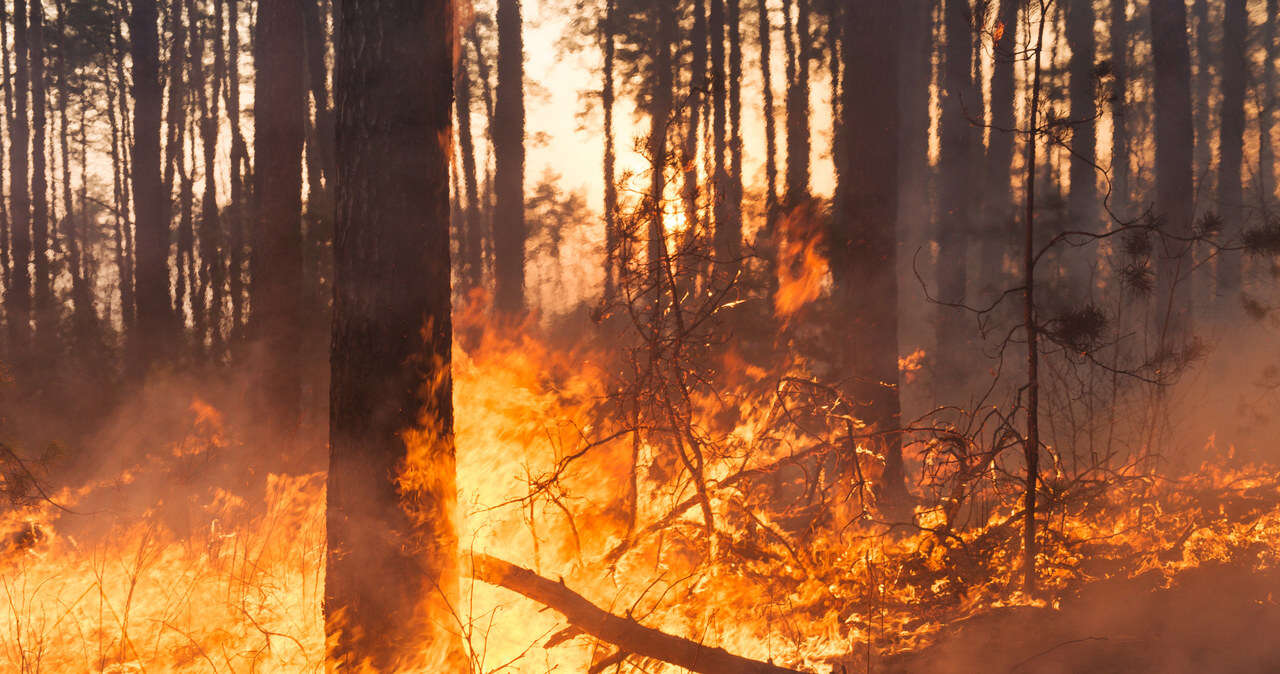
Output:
top-left (0, 0), bottom-right (1279, 671)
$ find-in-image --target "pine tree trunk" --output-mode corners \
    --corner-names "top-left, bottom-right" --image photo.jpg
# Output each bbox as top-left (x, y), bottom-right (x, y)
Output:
top-left (29, 0), bottom-right (51, 348)
top-left (838, 0), bottom-right (904, 502)
top-left (783, 0), bottom-right (810, 205)
top-left (131, 0), bottom-right (171, 376)
top-left (1111, 0), bottom-right (1131, 217)
top-left (648, 0), bottom-right (676, 295)
top-left (980, 0), bottom-right (1018, 295)
top-left (494, 0), bottom-right (526, 314)
top-left (201, 0), bottom-right (226, 357)
top-left (1191, 0), bottom-right (1213, 202)
top-left (1150, 0), bottom-right (1196, 339)
top-left (726, 0), bottom-right (743, 257)
top-left (251, 0), bottom-right (306, 451)
top-left (326, 0), bottom-right (462, 666)
top-left (602, 0), bottom-right (620, 301)
top-left (1261, 0), bottom-right (1277, 210)
top-left (226, 0), bottom-right (247, 344)
top-left (1066, 0), bottom-right (1098, 296)
top-left (7, 0), bottom-right (31, 361)
top-left (758, 0), bottom-right (777, 227)
top-left (0, 5), bottom-right (9, 298)
top-left (935, 0), bottom-right (976, 398)
top-left (457, 28), bottom-right (483, 291)
top-left (1216, 0), bottom-right (1245, 301)
top-left (681, 0), bottom-right (705, 247)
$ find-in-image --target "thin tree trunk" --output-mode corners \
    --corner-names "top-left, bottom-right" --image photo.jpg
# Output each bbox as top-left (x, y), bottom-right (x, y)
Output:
top-left (494, 0), bottom-right (526, 314)
top-left (7, 0), bottom-right (31, 360)
top-left (56, 0), bottom-right (94, 345)
top-left (226, 0), bottom-right (247, 344)
top-left (1261, 0), bottom-right (1278, 210)
top-left (1216, 0), bottom-right (1245, 302)
top-left (201, 0), bottom-right (226, 356)
top-left (1191, 0), bottom-right (1213, 202)
top-left (681, 0), bottom-right (705, 250)
top-left (648, 0), bottom-right (676, 294)
top-left (757, 0), bottom-right (777, 228)
top-left (726, 0), bottom-right (743, 257)
top-left (602, 0), bottom-right (619, 301)
top-left (457, 27), bottom-right (483, 291)
top-left (30, 0), bottom-right (50, 349)
top-left (327, 0), bottom-right (463, 666)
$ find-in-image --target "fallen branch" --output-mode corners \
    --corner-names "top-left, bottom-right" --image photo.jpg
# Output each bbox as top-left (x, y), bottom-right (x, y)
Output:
top-left (470, 553), bottom-right (806, 674)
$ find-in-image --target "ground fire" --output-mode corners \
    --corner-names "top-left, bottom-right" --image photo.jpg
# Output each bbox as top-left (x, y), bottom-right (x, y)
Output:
top-left (1, 0), bottom-right (1280, 672)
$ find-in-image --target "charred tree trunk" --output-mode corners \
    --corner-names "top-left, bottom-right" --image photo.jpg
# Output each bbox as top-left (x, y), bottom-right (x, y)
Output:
top-left (725, 0), bottom-right (743, 260)
top-left (602, 0), bottom-right (620, 301)
top-left (682, 0), bottom-right (706, 248)
top-left (0, 5), bottom-right (10, 298)
top-left (757, 0), bottom-right (777, 228)
top-left (710, 0), bottom-right (730, 263)
top-left (494, 0), bottom-right (526, 315)
top-left (1261, 0), bottom-right (1278, 210)
top-left (1216, 0), bottom-right (1245, 303)
top-left (1191, 0), bottom-right (1213, 202)
top-left (980, 0), bottom-right (1018, 295)
top-left (457, 27), bottom-right (483, 291)
top-left (251, 0), bottom-right (306, 454)
top-left (838, 0), bottom-right (905, 503)
top-left (6, 0), bottom-right (30, 361)
top-left (326, 0), bottom-right (462, 666)
top-left (29, 0), bottom-right (51, 349)
top-left (935, 0), bottom-right (977, 399)
top-left (1150, 0), bottom-right (1196, 340)
top-left (648, 0), bottom-right (676, 295)
top-left (200, 0), bottom-right (226, 357)
top-left (131, 0), bottom-right (172, 376)
top-left (1066, 0), bottom-right (1098, 295)
top-left (783, 0), bottom-right (810, 205)
top-left (226, 0), bottom-right (248, 345)
top-left (1111, 0), bottom-right (1131, 216)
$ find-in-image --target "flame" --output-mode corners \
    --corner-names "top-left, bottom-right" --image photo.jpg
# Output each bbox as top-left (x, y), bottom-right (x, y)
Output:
top-left (774, 206), bottom-right (830, 320)
top-left (3, 312), bottom-right (1280, 672)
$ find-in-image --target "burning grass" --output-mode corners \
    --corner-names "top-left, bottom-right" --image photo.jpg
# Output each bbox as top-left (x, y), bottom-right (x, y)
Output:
top-left (2, 326), bottom-right (1279, 672)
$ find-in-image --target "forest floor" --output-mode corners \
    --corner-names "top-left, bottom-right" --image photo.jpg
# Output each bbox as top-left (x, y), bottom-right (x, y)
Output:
top-left (877, 563), bottom-right (1280, 673)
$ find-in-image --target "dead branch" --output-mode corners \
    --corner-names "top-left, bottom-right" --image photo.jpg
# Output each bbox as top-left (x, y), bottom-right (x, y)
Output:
top-left (469, 553), bottom-right (806, 674)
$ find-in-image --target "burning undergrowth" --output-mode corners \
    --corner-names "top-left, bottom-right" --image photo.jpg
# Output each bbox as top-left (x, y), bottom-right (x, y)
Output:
top-left (1, 301), bottom-right (1279, 672)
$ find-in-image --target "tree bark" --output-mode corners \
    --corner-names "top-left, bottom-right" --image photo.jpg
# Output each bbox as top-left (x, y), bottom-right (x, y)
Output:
top-left (327, 0), bottom-right (462, 666)
top-left (602, 0), bottom-right (619, 301)
top-left (252, 0), bottom-right (306, 452)
top-left (1150, 0), bottom-right (1196, 339)
top-left (838, 0), bottom-right (905, 503)
top-left (980, 0), bottom-right (1019, 295)
top-left (1066, 0), bottom-right (1098, 296)
top-left (1261, 0), bottom-right (1278, 209)
top-left (494, 0), bottom-right (526, 314)
top-left (29, 0), bottom-right (51, 348)
top-left (471, 554), bottom-right (804, 674)
top-left (6, 0), bottom-right (30, 362)
top-left (1110, 0), bottom-right (1131, 217)
top-left (457, 27), bottom-right (483, 291)
top-left (682, 0), bottom-right (706, 249)
top-left (226, 0), bottom-right (247, 344)
top-left (783, 0), bottom-right (810, 205)
top-left (935, 0), bottom-right (977, 398)
top-left (757, 0), bottom-right (777, 228)
top-left (1216, 0), bottom-right (1245, 301)
top-left (130, 0), bottom-right (172, 376)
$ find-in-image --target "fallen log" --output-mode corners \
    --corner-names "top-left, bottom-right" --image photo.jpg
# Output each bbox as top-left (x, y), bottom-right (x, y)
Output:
top-left (470, 553), bottom-right (806, 674)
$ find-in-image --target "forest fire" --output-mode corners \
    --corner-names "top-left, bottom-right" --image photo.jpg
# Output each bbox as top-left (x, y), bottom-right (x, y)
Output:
top-left (1, 0), bottom-right (1280, 671)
